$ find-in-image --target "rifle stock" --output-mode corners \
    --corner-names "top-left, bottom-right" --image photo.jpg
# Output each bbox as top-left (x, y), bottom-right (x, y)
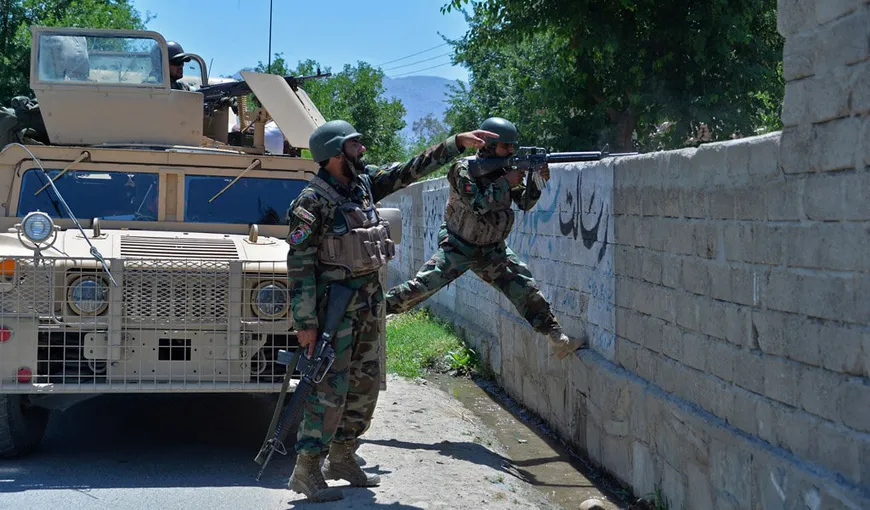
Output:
top-left (254, 282), bottom-right (355, 480)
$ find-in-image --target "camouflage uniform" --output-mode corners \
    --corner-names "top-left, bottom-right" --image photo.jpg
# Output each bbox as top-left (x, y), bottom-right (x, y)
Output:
top-left (385, 156), bottom-right (560, 335)
top-left (285, 136), bottom-right (463, 457)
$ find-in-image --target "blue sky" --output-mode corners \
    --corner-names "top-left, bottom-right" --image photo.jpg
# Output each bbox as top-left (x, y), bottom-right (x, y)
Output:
top-left (131, 0), bottom-right (471, 82)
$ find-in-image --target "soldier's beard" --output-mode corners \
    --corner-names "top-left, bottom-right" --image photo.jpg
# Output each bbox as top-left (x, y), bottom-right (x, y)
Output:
top-left (341, 153), bottom-right (367, 180)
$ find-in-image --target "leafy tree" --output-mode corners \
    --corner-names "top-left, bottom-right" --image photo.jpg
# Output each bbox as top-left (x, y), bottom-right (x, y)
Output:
top-left (442, 0), bottom-right (784, 151)
top-left (0, 0), bottom-right (150, 104)
top-left (252, 53), bottom-right (407, 166)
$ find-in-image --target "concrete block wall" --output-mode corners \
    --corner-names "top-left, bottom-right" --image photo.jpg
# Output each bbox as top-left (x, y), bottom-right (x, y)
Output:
top-left (380, 1), bottom-right (869, 508)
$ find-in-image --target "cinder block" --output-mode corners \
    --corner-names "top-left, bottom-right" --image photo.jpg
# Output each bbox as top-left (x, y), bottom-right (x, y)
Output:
top-left (854, 60), bottom-right (870, 115)
top-left (709, 263), bottom-right (732, 302)
top-left (777, 0), bottom-right (815, 37)
top-left (709, 188), bottom-right (736, 219)
top-left (695, 142), bottom-right (728, 181)
top-left (782, 77), bottom-right (811, 126)
top-left (661, 323), bottom-right (683, 361)
top-left (649, 285), bottom-right (677, 323)
top-left (798, 272), bottom-right (850, 322)
top-left (815, 421), bottom-right (862, 483)
top-left (812, 116), bottom-right (862, 171)
top-left (676, 291), bottom-right (701, 332)
top-left (820, 222), bottom-right (869, 271)
top-left (782, 223), bottom-right (821, 268)
top-left (687, 464), bottom-right (714, 510)
top-left (847, 274), bottom-right (870, 325)
top-left (774, 406), bottom-right (819, 460)
top-left (782, 29), bottom-right (817, 81)
top-left (799, 365), bottom-right (844, 422)
top-left (680, 189), bottom-right (709, 219)
top-left (820, 323), bottom-right (866, 376)
top-left (632, 441), bottom-right (656, 497)
top-left (706, 338), bottom-right (737, 382)
top-left (724, 304), bottom-right (749, 348)
top-left (730, 266), bottom-right (758, 307)
top-left (816, 9), bottom-right (870, 74)
top-left (682, 258), bottom-right (711, 296)
top-left (698, 298), bottom-right (728, 341)
top-left (642, 250), bottom-right (663, 284)
top-left (723, 223), bottom-right (749, 263)
top-left (694, 373), bottom-right (719, 414)
top-left (635, 345), bottom-right (657, 384)
top-left (784, 315), bottom-right (821, 367)
top-left (616, 337), bottom-right (639, 372)
top-left (765, 269), bottom-right (802, 314)
top-left (766, 176), bottom-right (805, 221)
top-left (646, 217), bottom-right (667, 251)
top-left (840, 380), bottom-right (870, 433)
top-left (661, 463), bottom-right (687, 510)
top-left (681, 331), bottom-right (708, 371)
top-left (731, 389), bottom-right (760, 435)
top-left (753, 309), bottom-right (787, 357)
top-left (663, 188), bottom-right (681, 218)
top-left (735, 188), bottom-right (767, 220)
top-left (640, 314), bottom-right (666, 354)
top-left (843, 171), bottom-right (870, 221)
top-left (614, 215), bottom-right (638, 246)
top-left (808, 70), bottom-right (854, 123)
top-left (615, 245), bottom-right (642, 279)
top-left (662, 254), bottom-right (682, 288)
top-left (764, 356), bottom-right (800, 407)
top-left (668, 221), bottom-right (695, 256)
top-left (709, 439), bottom-right (752, 510)
top-left (655, 354), bottom-right (684, 395)
top-left (755, 397), bottom-right (777, 443)
top-left (748, 224), bottom-right (785, 265)
top-left (817, 0), bottom-right (859, 24)
top-left (694, 223), bottom-right (719, 259)
top-left (780, 124), bottom-right (814, 174)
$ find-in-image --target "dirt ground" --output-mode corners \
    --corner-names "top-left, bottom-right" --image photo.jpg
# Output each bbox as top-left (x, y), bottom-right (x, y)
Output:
top-left (286, 374), bottom-right (624, 509)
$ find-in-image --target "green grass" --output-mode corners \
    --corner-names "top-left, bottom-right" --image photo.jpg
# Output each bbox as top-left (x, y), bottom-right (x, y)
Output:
top-left (385, 308), bottom-right (481, 378)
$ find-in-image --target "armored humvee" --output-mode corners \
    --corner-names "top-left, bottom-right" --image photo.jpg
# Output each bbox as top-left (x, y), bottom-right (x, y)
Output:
top-left (0, 26), bottom-right (400, 458)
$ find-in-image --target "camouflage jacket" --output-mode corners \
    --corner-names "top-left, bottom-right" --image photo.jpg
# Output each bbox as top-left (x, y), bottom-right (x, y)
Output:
top-left (447, 158), bottom-right (542, 216)
top-left (285, 135), bottom-right (463, 331)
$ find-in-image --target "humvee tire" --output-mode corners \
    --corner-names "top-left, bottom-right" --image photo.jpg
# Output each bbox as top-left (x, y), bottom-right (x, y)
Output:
top-left (0, 394), bottom-right (50, 458)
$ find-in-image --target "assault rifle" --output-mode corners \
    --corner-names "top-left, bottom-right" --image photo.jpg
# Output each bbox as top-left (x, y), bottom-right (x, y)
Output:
top-left (254, 282), bottom-right (354, 480)
top-left (200, 70), bottom-right (331, 110)
top-left (466, 146), bottom-right (638, 189)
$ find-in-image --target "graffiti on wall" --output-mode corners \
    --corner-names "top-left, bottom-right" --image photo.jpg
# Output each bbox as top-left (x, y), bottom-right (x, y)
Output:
top-left (557, 173), bottom-right (609, 263)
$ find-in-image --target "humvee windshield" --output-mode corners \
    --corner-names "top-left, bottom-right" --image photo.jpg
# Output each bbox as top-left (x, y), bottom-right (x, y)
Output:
top-left (185, 176), bottom-right (306, 225)
top-left (37, 33), bottom-right (162, 85)
top-left (19, 169), bottom-right (159, 221)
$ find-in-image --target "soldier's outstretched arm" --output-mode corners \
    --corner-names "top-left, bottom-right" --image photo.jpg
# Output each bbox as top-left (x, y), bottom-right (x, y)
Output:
top-left (285, 190), bottom-right (324, 332)
top-left (511, 171), bottom-right (544, 211)
top-left (367, 130), bottom-right (498, 202)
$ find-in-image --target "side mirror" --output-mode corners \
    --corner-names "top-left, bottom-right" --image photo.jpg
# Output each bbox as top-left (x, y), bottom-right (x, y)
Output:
top-left (376, 207), bottom-right (402, 245)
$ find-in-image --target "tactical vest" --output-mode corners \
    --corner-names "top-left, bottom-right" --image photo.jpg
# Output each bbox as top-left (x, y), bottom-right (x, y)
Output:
top-left (444, 160), bottom-right (515, 246)
top-left (308, 174), bottom-right (395, 277)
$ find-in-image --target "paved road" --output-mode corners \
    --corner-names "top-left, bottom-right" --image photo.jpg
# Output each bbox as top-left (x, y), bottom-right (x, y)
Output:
top-left (0, 378), bottom-right (573, 510)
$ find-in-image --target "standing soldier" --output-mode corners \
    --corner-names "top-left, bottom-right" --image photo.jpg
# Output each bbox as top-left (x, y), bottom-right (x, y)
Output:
top-left (285, 120), bottom-right (497, 501)
top-left (385, 117), bottom-right (587, 360)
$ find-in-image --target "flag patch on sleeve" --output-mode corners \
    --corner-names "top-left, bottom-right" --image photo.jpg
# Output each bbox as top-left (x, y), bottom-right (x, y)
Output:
top-left (463, 181), bottom-right (474, 194)
top-left (293, 206), bottom-right (316, 225)
top-left (288, 223), bottom-right (312, 245)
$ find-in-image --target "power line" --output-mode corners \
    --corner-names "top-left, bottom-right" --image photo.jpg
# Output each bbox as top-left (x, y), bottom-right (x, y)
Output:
top-left (375, 42), bottom-right (450, 67)
top-left (389, 62), bottom-right (454, 78)
top-left (382, 52), bottom-right (452, 72)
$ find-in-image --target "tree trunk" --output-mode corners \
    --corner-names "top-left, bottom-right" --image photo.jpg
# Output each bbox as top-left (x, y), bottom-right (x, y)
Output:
top-left (614, 109), bottom-right (636, 152)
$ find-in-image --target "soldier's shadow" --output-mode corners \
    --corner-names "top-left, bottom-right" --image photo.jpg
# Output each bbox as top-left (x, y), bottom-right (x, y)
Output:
top-left (286, 488), bottom-right (425, 509)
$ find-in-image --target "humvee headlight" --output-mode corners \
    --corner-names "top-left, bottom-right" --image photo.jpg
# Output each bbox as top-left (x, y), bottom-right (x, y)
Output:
top-left (253, 282), bottom-right (288, 319)
top-left (68, 276), bottom-right (109, 315)
top-left (21, 211), bottom-right (54, 244)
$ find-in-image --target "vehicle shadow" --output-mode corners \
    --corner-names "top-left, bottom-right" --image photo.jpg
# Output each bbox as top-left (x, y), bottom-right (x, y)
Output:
top-left (0, 393), bottom-right (302, 492)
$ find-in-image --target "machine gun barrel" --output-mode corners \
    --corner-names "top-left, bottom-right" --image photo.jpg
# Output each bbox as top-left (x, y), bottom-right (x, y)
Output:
top-left (199, 71), bottom-right (331, 104)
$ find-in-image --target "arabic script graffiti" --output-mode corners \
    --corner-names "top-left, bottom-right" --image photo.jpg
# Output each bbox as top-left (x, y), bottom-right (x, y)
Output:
top-left (558, 173), bottom-right (609, 263)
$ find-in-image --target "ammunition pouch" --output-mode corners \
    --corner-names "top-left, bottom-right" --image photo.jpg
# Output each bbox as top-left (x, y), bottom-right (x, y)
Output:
top-left (444, 189), bottom-right (514, 246)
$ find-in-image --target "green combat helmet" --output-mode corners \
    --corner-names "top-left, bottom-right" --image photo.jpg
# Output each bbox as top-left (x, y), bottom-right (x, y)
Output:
top-left (309, 120), bottom-right (362, 163)
top-left (479, 117), bottom-right (518, 146)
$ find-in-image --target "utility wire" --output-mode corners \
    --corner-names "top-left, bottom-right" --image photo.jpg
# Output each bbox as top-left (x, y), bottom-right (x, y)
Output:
top-left (375, 42), bottom-right (450, 67)
top-left (382, 52), bottom-right (452, 72)
top-left (389, 62), bottom-right (454, 78)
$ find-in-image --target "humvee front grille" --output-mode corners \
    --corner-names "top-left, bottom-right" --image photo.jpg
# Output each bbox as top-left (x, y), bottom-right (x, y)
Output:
top-left (120, 235), bottom-right (239, 260)
top-left (123, 260), bottom-right (231, 325)
top-left (0, 260), bottom-right (52, 316)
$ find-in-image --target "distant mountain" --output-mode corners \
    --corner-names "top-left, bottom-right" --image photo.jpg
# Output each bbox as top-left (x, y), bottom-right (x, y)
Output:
top-left (381, 76), bottom-right (461, 142)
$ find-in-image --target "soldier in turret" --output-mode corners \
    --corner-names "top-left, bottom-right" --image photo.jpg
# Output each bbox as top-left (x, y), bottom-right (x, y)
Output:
top-left (284, 119), bottom-right (497, 502)
top-left (385, 117), bottom-right (588, 360)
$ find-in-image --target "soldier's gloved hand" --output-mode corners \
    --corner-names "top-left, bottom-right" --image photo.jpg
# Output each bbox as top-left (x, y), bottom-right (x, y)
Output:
top-left (297, 329), bottom-right (317, 357)
top-left (505, 169), bottom-right (525, 187)
top-left (538, 163), bottom-right (550, 182)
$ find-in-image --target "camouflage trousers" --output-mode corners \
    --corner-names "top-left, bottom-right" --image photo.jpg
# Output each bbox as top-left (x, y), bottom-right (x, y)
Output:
top-left (295, 305), bottom-right (381, 455)
top-left (385, 229), bottom-right (560, 335)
